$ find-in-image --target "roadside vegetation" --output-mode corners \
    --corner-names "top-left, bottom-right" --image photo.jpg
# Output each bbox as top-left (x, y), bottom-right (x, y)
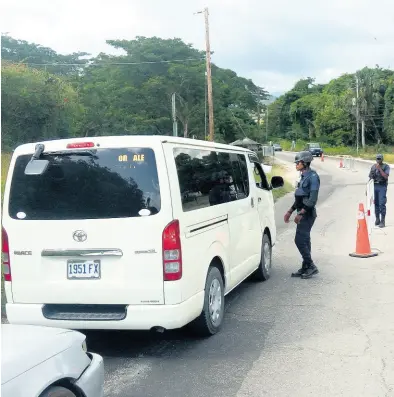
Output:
top-left (268, 164), bottom-right (294, 201)
top-left (276, 139), bottom-right (394, 163)
top-left (1, 153), bottom-right (11, 200)
top-left (1, 34), bottom-right (268, 151)
top-left (3, 35), bottom-right (393, 156)
top-left (265, 70), bottom-right (394, 162)
top-left (1, 153), bottom-right (11, 319)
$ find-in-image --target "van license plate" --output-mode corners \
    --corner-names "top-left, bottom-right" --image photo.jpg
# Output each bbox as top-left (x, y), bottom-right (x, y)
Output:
top-left (67, 260), bottom-right (101, 279)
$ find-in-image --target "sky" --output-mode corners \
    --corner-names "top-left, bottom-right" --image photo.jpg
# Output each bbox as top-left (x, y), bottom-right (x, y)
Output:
top-left (2, 0), bottom-right (394, 96)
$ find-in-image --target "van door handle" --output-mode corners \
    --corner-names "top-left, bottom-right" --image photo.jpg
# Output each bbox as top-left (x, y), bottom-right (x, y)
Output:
top-left (251, 197), bottom-right (255, 208)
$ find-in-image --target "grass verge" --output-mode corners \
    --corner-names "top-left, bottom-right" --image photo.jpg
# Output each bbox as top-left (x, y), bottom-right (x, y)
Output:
top-left (1, 153), bottom-right (11, 320)
top-left (277, 139), bottom-right (394, 163)
top-left (1, 153), bottom-right (11, 199)
top-left (268, 164), bottom-right (294, 202)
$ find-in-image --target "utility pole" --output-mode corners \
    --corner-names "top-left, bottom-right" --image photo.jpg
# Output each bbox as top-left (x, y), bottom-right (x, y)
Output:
top-left (196, 8), bottom-right (214, 141)
top-left (265, 107), bottom-right (269, 142)
top-left (204, 8), bottom-right (214, 141)
top-left (204, 71), bottom-right (208, 140)
top-left (356, 75), bottom-right (359, 154)
top-left (171, 92), bottom-right (178, 137)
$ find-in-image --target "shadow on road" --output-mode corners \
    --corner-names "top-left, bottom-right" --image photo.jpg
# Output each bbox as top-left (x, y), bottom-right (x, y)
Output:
top-left (83, 277), bottom-right (269, 361)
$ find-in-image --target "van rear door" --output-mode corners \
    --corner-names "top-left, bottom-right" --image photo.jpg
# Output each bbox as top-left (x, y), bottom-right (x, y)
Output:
top-left (3, 142), bottom-right (172, 305)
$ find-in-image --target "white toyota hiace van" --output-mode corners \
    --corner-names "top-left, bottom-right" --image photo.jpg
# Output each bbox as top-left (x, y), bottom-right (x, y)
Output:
top-left (2, 136), bottom-right (283, 336)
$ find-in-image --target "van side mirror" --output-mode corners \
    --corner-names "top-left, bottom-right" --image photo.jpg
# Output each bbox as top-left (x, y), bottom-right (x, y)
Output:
top-left (24, 159), bottom-right (49, 175)
top-left (271, 176), bottom-right (284, 189)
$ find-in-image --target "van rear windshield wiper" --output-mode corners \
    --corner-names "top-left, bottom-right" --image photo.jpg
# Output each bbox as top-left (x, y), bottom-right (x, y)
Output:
top-left (24, 144), bottom-right (97, 175)
top-left (30, 144), bottom-right (97, 159)
top-left (43, 150), bottom-right (97, 157)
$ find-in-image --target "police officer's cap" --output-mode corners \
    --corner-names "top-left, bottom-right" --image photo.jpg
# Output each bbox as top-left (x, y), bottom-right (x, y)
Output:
top-left (294, 151), bottom-right (314, 164)
top-left (376, 153), bottom-right (383, 160)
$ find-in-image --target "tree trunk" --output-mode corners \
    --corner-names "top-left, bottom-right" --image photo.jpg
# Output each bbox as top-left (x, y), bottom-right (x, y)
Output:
top-left (308, 125), bottom-right (314, 139)
top-left (361, 119), bottom-right (366, 148)
top-left (184, 121), bottom-right (188, 138)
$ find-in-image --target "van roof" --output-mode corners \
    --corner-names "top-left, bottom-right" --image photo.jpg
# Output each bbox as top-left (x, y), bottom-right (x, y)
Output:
top-left (13, 135), bottom-right (254, 155)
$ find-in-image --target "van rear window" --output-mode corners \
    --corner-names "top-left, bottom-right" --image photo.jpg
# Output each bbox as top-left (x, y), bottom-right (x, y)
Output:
top-left (8, 148), bottom-right (161, 220)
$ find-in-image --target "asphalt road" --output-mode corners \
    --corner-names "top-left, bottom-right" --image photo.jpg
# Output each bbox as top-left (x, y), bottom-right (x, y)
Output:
top-left (84, 153), bottom-right (393, 397)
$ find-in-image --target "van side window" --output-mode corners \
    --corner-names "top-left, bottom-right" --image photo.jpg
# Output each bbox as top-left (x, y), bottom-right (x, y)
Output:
top-left (237, 154), bottom-right (250, 197)
top-left (218, 152), bottom-right (249, 200)
top-left (173, 148), bottom-right (250, 212)
top-left (253, 162), bottom-right (270, 191)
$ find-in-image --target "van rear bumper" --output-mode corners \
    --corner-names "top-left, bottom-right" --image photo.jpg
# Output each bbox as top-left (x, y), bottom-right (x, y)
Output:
top-left (5, 291), bottom-right (204, 330)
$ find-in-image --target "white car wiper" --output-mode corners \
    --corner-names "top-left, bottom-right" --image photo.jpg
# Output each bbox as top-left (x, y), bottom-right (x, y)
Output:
top-left (24, 144), bottom-right (97, 175)
top-left (44, 150), bottom-right (97, 156)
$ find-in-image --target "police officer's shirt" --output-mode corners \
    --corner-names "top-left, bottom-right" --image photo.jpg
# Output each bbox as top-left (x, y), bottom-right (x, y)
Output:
top-left (294, 169), bottom-right (320, 212)
top-left (370, 163), bottom-right (390, 185)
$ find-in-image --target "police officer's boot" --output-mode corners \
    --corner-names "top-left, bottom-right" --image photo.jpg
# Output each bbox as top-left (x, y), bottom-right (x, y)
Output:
top-left (375, 215), bottom-right (380, 226)
top-left (291, 264), bottom-right (307, 277)
top-left (301, 264), bottom-right (319, 279)
top-left (379, 216), bottom-right (385, 228)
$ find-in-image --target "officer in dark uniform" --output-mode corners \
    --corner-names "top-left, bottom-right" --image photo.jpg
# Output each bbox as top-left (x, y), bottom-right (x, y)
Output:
top-left (284, 151), bottom-right (320, 279)
top-left (369, 154), bottom-right (390, 228)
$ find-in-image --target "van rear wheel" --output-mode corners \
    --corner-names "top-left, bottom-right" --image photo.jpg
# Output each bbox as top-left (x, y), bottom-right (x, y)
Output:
top-left (254, 233), bottom-right (272, 281)
top-left (189, 266), bottom-right (224, 337)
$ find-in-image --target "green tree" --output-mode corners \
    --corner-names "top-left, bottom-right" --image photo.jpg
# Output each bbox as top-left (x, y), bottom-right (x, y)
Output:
top-left (1, 62), bottom-right (81, 150)
top-left (267, 68), bottom-right (394, 146)
top-left (1, 34), bottom-right (89, 76)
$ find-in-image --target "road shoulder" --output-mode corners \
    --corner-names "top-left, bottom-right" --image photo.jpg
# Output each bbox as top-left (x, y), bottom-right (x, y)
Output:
top-left (238, 156), bottom-right (394, 397)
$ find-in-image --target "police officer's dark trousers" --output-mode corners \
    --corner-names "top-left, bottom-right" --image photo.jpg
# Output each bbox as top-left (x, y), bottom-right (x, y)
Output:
top-left (295, 212), bottom-right (316, 267)
top-left (374, 184), bottom-right (387, 219)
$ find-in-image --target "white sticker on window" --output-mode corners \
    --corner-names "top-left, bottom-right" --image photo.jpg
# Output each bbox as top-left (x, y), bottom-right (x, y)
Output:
top-left (16, 212), bottom-right (27, 219)
top-left (138, 209), bottom-right (151, 216)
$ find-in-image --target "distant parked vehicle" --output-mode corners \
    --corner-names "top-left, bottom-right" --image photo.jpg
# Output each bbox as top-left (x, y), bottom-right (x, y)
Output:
top-left (305, 142), bottom-right (323, 157)
top-left (272, 143), bottom-right (282, 152)
top-left (1, 324), bottom-right (104, 397)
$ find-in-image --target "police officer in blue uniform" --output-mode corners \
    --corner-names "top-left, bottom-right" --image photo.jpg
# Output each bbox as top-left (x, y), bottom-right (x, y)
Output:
top-left (284, 151), bottom-right (320, 279)
top-left (369, 154), bottom-right (390, 228)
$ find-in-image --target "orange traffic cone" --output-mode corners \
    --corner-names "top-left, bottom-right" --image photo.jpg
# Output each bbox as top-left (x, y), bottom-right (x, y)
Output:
top-left (339, 158), bottom-right (343, 168)
top-left (321, 153), bottom-right (324, 162)
top-left (349, 203), bottom-right (378, 258)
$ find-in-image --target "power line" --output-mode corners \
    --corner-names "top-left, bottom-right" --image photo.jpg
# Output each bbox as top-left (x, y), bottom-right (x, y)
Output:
top-left (20, 58), bottom-right (206, 67)
top-left (228, 106), bottom-right (247, 138)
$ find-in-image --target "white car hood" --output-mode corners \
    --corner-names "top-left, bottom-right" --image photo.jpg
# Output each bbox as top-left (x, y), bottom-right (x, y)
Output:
top-left (1, 324), bottom-right (84, 384)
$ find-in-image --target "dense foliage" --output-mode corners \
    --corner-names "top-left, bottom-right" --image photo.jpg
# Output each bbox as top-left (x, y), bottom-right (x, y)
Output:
top-left (266, 71), bottom-right (394, 147)
top-left (2, 34), bottom-right (393, 151)
top-left (1, 34), bottom-right (268, 150)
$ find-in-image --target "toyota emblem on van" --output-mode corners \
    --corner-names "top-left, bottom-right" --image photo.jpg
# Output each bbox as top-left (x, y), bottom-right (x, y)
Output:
top-left (73, 230), bottom-right (87, 242)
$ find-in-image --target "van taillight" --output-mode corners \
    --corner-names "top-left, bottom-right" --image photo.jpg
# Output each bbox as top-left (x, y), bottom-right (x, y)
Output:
top-left (162, 220), bottom-right (182, 281)
top-left (2, 228), bottom-right (11, 282)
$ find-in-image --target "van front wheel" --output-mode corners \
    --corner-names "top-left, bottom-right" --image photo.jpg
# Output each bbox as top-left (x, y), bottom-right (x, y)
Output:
top-left (254, 233), bottom-right (272, 281)
top-left (190, 266), bottom-right (224, 336)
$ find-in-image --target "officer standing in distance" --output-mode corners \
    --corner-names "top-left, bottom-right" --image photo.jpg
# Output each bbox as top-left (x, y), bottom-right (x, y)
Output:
top-left (284, 151), bottom-right (320, 279)
top-left (369, 154), bottom-right (390, 228)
